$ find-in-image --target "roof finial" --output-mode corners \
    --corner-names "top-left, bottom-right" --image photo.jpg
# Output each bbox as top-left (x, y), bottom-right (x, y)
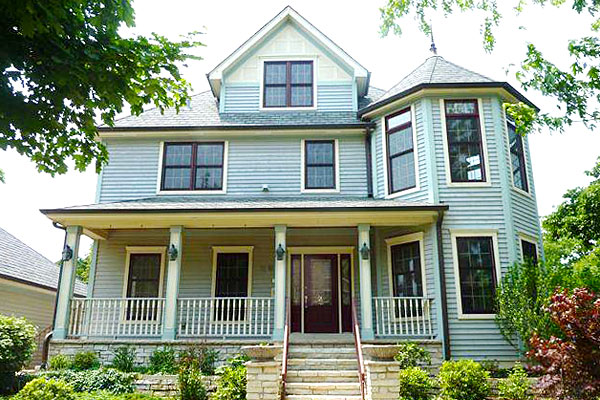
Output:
top-left (429, 23), bottom-right (438, 55)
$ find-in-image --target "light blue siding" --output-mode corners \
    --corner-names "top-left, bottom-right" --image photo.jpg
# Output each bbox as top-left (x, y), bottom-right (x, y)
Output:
top-left (222, 85), bottom-right (260, 113)
top-left (317, 83), bottom-right (354, 111)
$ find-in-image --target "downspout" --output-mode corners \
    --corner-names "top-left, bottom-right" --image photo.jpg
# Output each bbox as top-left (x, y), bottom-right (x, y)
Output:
top-left (436, 210), bottom-right (451, 360)
top-left (42, 222), bottom-right (68, 368)
top-left (365, 127), bottom-right (373, 198)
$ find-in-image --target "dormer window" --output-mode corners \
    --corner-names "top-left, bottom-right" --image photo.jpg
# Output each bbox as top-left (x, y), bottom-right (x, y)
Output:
top-left (263, 61), bottom-right (313, 108)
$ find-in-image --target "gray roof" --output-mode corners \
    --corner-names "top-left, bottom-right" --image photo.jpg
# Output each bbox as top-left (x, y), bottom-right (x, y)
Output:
top-left (42, 196), bottom-right (447, 213)
top-left (0, 227), bottom-right (86, 295)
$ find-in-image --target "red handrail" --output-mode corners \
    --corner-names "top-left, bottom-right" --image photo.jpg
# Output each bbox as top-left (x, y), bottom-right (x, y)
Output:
top-left (352, 298), bottom-right (366, 400)
top-left (280, 298), bottom-right (291, 400)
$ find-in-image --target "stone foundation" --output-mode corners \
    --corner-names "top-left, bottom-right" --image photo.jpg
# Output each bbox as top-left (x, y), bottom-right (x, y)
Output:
top-left (365, 360), bottom-right (400, 400)
top-left (246, 360), bottom-right (281, 400)
top-left (134, 374), bottom-right (217, 398)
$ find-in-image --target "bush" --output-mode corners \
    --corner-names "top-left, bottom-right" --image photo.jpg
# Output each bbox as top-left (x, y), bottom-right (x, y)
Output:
top-left (49, 355), bottom-right (73, 371)
top-left (149, 347), bottom-right (177, 374)
top-left (41, 368), bottom-right (136, 394)
top-left (178, 346), bottom-right (219, 376)
top-left (72, 351), bottom-right (100, 371)
top-left (394, 342), bottom-right (431, 369)
top-left (398, 366), bottom-right (433, 400)
top-left (0, 315), bottom-right (37, 394)
top-left (480, 359), bottom-right (510, 378)
top-left (213, 355), bottom-right (248, 400)
top-left (178, 352), bottom-right (207, 400)
top-left (497, 363), bottom-right (533, 400)
top-left (111, 346), bottom-right (136, 373)
top-left (74, 391), bottom-right (164, 400)
top-left (14, 377), bottom-right (75, 400)
top-left (437, 359), bottom-right (490, 400)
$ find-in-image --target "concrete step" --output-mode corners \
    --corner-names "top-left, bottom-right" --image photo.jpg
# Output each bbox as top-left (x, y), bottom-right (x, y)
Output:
top-left (286, 395), bottom-right (362, 400)
top-left (289, 347), bottom-right (356, 359)
top-left (286, 382), bottom-right (361, 396)
top-left (287, 369), bottom-right (358, 383)
top-left (287, 358), bottom-right (358, 370)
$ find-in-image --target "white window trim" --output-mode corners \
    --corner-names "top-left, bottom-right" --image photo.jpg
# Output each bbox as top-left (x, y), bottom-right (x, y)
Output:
top-left (518, 232), bottom-right (539, 263)
top-left (300, 138), bottom-right (341, 193)
top-left (381, 104), bottom-right (421, 198)
top-left (385, 232), bottom-right (428, 298)
top-left (258, 56), bottom-right (318, 111)
top-left (503, 110), bottom-right (533, 198)
top-left (450, 230), bottom-right (501, 320)
top-left (121, 246), bottom-right (167, 324)
top-left (156, 141), bottom-right (229, 195)
top-left (440, 98), bottom-right (492, 188)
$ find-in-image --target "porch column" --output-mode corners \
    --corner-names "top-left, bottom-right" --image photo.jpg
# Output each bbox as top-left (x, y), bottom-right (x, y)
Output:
top-left (273, 224), bottom-right (287, 340)
top-left (162, 226), bottom-right (183, 340)
top-left (358, 224), bottom-right (375, 340)
top-left (54, 226), bottom-right (82, 340)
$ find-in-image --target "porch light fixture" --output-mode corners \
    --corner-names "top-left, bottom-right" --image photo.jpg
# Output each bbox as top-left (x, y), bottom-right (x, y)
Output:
top-left (276, 243), bottom-right (286, 261)
top-left (360, 243), bottom-right (370, 260)
top-left (61, 245), bottom-right (73, 262)
top-left (169, 244), bottom-right (178, 261)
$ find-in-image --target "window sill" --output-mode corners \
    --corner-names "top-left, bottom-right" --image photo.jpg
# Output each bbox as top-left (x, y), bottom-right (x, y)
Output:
top-left (445, 181), bottom-right (492, 188)
top-left (259, 106), bottom-right (317, 111)
top-left (385, 186), bottom-right (420, 198)
top-left (300, 188), bottom-right (340, 194)
top-left (457, 313), bottom-right (496, 320)
top-left (157, 190), bottom-right (226, 195)
top-left (511, 186), bottom-right (533, 199)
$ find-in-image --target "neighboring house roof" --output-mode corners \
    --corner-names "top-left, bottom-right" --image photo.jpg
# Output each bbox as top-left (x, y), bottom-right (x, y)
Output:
top-left (359, 56), bottom-right (537, 116)
top-left (41, 196), bottom-right (448, 213)
top-left (0, 227), bottom-right (86, 296)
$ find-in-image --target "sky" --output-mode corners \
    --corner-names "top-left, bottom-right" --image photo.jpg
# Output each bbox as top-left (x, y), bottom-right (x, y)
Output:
top-left (1, 0), bottom-right (600, 261)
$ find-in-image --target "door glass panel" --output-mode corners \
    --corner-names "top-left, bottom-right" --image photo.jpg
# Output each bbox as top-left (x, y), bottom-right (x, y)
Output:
top-left (305, 258), bottom-right (333, 306)
top-left (340, 255), bottom-right (351, 307)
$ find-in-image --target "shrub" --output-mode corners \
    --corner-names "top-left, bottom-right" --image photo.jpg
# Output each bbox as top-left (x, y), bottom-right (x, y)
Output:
top-left (72, 351), bottom-right (100, 371)
top-left (178, 346), bottom-right (219, 376)
top-left (149, 347), bottom-right (177, 374)
top-left (178, 352), bottom-right (207, 400)
top-left (437, 359), bottom-right (490, 400)
top-left (14, 377), bottom-right (75, 400)
top-left (527, 288), bottom-right (600, 400)
top-left (397, 366), bottom-right (433, 400)
top-left (213, 355), bottom-right (248, 400)
top-left (497, 363), bottom-right (533, 400)
top-left (393, 342), bottom-right (431, 369)
top-left (0, 315), bottom-right (37, 394)
top-left (480, 359), bottom-right (510, 378)
top-left (49, 354), bottom-right (73, 371)
top-left (41, 368), bottom-right (136, 394)
top-left (74, 391), bottom-right (164, 400)
top-left (111, 346), bottom-right (136, 372)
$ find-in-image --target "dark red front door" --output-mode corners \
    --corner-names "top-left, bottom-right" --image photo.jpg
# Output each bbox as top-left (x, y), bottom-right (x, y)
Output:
top-left (304, 255), bottom-right (338, 333)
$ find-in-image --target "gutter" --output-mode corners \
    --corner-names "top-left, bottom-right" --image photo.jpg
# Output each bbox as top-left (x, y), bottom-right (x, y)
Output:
top-left (97, 122), bottom-right (375, 133)
top-left (435, 210), bottom-right (451, 360)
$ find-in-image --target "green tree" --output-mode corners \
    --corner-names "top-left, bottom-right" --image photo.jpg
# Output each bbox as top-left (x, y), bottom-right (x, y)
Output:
top-left (76, 250), bottom-right (92, 283)
top-left (0, 0), bottom-right (202, 179)
top-left (379, 0), bottom-right (600, 135)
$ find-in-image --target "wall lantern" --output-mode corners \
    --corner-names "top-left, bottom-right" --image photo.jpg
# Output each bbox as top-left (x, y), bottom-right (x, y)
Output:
top-left (360, 242), bottom-right (370, 260)
top-left (62, 245), bottom-right (73, 262)
top-left (169, 244), bottom-right (178, 261)
top-left (276, 244), bottom-right (286, 261)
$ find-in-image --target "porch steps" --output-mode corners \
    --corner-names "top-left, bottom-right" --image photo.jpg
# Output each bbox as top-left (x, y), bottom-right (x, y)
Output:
top-left (284, 344), bottom-right (362, 400)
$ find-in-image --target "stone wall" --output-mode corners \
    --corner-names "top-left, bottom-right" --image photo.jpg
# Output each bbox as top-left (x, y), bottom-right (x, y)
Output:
top-left (365, 360), bottom-right (400, 400)
top-left (134, 375), bottom-right (217, 398)
top-left (246, 360), bottom-right (281, 400)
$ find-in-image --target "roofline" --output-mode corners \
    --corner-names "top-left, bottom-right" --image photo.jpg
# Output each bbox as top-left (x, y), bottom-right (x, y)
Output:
top-left (358, 82), bottom-right (539, 117)
top-left (41, 204), bottom-right (449, 215)
top-left (97, 122), bottom-right (374, 133)
top-left (0, 273), bottom-right (86, 297)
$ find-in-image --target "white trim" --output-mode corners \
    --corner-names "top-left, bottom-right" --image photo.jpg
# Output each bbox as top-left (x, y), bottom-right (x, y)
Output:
top-left (503, 110), bottom-right (533, 198)
top-left (210, 246), bottom-right (254, 299)
top-left (450, 229), bottom-right (501, 320)
top-left (381, 104), bottom-right (421, 198)
top-left (258, 56), bottom-right (318, 111)
top-left (300, 138), bottom-right (341, 193)
top-left (385, 232), bottom-right (428, 298)
top-left (440, 98), bottom-right (492, 188)
top-left (156, 141), bottom-right (229, 195)
top-left (518, 232), bottom-right (539, 263)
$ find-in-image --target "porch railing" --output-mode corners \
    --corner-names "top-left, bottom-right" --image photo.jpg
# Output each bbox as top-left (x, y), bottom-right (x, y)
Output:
top-left (373, 297), bottom-right (434, 338)
top-left (69, 298), bottom-right (166, 338)
top-left (177, 297), bottom-right (273, 338)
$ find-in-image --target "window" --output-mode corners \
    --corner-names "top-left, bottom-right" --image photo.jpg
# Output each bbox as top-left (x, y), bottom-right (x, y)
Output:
top-left (455, 236), bottom-right (497, 315)
top-left (521, 239), bottom-right (538, 265)
top-left (263, 61), bottom-right (313, 108)
top-left (123, 247), bottom-right (165, 321)
top-left (507, 120), bottom-right (529, 192)
top-left (385, 108), bottom-right (416, 193)
top-left (304, 140), bottom-right (336, 190)
top-left (212, 247), bottom-right (252, 321)
top-left (390, 241), bottom-right (423, 297)
top-left (444, 100), bottom-right (486, 183)
top-left (161, 142), bottom-right (225, 191)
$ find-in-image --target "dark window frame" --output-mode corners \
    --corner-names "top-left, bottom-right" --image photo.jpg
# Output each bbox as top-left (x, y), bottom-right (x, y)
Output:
top-left (263, 60), bottom-right (314, 108)
top-left (444, 99), bottom-right (487, 183)
top-left (213, 251), bottom-right (251, 322)
top-left (385, 107), bottom-right (416, 194)
top-left (160, 142), bottom-right (225, 191)
top-left (125, 252), bottom-right (163, 321)
top-left (507, 120), bottom-right (529, 193)
top-left (456, 236), bottom-right (498, 315)
top-left (389, 240), bottom-right (423, 298)
top-left (304, 139), bottom-right (337, 190)
top-left (520, 238), bottom-right (538, 265)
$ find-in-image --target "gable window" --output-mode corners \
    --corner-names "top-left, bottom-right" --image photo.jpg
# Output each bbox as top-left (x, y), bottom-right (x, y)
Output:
top-left (521, 238), bottom-right (538, 265)
top-left (454, 235), bottom-right (497, 315)
top-left (444, 100), bottom-right (486, 183)
top-left (124, 247), bottom-right (165, 321)
top-left (161, 142), bottom-right (225, 191)
top-left (212, 247), bottom-right (253, 321)
top-left (507, 120), bottom-right (529, 192)
top-left (304, 140), bottom-right (336, 190)
top-left (385, 108), bottom-right (416, 194)
top-left (263, 61), bottom-right (313, 108)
